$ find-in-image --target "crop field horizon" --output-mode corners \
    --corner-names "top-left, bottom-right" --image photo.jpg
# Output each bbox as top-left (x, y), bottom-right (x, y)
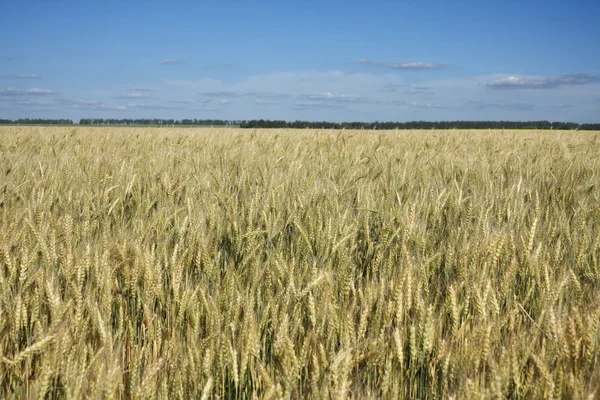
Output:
top-left (1, 126), bottom-right (599, 399)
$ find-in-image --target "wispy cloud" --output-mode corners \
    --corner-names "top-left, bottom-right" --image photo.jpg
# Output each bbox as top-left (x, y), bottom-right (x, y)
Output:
top-left (5, 97), bottom-right (105, 110)
top-left (486, 73), bottom-right (600, 89)
top-left (200, 91), bottom-right (244, 98)
top-left (248, 92), bottom-right (291, 99)
top-left (114, 101), bottom-right (213, 111)
top-left (116, 102), bottom-right (180, 110)
top-left (358, 59), bottom-right (448, 70)
top-left (410, 102), bottom-right (459, 110)
top-left (403, 100), bottom-right (534, 112)
top-left (26, 88), bottom-right (54, 95)
top-left (12, 99), bottom-right (55, 106)
top-left (305, 92), bottom-right (334, 100)
top-left (0, 88), bottom-right (21, 96)
top-left (9, 96), bottom-right (216, 112)
top-left (465, 101), bottom-right (534, 111)
top-left (14, 74), bottom-right (42, 79)
top-left (55, 98), bottom-right (106, 110)
top-left (380, 84), bottom-right (405, 93)
top-left (254, 99), bottom-right (276, 105)
top-left (160, 59), bottom-right (181, 65)
top-left (306, 92), bottom-right (359, 101)
top-left (155, 70), bottom-right (598, 121)
top-left (218, 99), bottom-right (231, 105)
top-left (119, 92), bottom-right (146, 99)
top-left (379, 84), bottom-right (434, 95)
top-left (199, 91), bottom-right (290, 98)
top-left (129, 87), bottom-right (158, 92)
top-left (0, 87), bottom-right (54, 96)
top-left (403, 86), bottom-right (435, 96)
top-left (303, 92), bottom-right (376, 103)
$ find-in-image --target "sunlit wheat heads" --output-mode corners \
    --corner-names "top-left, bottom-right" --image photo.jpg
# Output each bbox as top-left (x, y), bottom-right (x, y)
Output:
top-left (0, 126), bottom-right (598, 398)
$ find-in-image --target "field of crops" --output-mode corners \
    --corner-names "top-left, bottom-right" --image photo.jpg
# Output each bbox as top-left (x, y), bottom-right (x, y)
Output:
top-left (0, 126), bottom-right (599, 399)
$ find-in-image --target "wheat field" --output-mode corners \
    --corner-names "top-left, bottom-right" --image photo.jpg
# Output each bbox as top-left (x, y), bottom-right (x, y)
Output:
top-left (0, 126), bottom-right (599, 399)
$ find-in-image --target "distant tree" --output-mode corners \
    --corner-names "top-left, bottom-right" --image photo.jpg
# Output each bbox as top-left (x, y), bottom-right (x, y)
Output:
top-left (236, 119), bottom-right (596, 131)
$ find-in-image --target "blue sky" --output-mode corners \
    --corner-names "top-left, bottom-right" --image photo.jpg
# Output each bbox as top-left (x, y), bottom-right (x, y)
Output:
top-left (1, 0), bottom-right (599, 122)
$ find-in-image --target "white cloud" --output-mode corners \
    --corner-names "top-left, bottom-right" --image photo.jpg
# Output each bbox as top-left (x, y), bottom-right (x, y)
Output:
top-left (486, 73), bottom-right (600, 89)
top-left (200, 91), bottom-right (244, 97)
top-left (358, 59), bottom-right (448, 70)
top-left (255, 99), bottom-right (281, 105)
top-left (26, 88), bottom-right (54, 95)
top-left (13, 99), bottom-right (55, 106)
top-left (199, 91), bottom-right (290, 98)
top-left (339, 94), bottom-right (362, 102)
top-left (307, 92), bottom-right (334, 100)
top-left (410, 101), bottom-right (460, 110)
top-left (15, 74), bottom-right (42, 79)
top-left (117, 102), bottom-right (180, 110)
top-left (111, 102), bottom-right (213, 112)
top-left (0, 87), bottom-right (54, 96)
top-left (3, 97), bottom-right (106, 110)
top-left (0, 88), bottom-right (21, 96)
top-left (304, 92), bottom-right (369, 103)
top-left (119, 92), bottom-right (146, 99)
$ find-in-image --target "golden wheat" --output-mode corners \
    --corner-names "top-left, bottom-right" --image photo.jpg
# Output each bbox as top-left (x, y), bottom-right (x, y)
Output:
top-left (0, 126), bottom-right (599, 399)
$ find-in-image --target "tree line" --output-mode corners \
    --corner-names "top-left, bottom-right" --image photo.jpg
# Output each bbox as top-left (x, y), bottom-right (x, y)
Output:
top-left (239, 120), bottom-right (600, 130)
top-left (0, 118), bottom-right (73, 125)
top-left (79, 119), bottom-right (240, 126)
top-left (0, 118), bottom-right (598, 130)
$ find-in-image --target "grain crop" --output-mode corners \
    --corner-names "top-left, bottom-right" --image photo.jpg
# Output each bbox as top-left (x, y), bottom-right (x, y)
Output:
top-left (0, 126), bottom-right (599, 399)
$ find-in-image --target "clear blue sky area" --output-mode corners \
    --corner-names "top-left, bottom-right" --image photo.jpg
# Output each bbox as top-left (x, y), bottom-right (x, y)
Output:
top-left (1, 0), bottom-right (599, 122)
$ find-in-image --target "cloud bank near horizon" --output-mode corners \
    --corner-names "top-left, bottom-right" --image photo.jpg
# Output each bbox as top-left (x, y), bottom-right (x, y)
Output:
top-left (1, 69), bottom-right (599, 122)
